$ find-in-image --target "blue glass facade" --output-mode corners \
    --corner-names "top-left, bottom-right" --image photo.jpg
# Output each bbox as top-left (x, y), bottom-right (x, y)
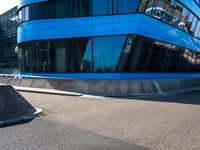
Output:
top-left (17, 0), bottom-right (200, 79)
top-left (0, 7), bottom-right (18, 68)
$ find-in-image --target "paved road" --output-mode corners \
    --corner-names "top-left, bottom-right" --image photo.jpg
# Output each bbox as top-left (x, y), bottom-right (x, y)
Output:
top-left (1, 90), bottom-right (200, 150)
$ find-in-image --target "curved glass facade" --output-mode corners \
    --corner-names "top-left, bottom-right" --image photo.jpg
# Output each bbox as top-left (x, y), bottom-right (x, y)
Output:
top-left (17, 0), bottom-right (200, 77)
top-left (18, 0), bottom-right (200, 40)
top-left (18, 35), bottom-right (200, 73)
top-left (18, 0), bottom-right (141, 23)
top-left (194, 0), bottom-right (200, 7)
top-left (139, 0), bottom-right (200, 39)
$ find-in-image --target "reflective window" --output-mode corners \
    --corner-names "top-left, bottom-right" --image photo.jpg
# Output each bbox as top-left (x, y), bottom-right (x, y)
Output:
top-left (141, 0), bottom-right (200, 39)
top-left (115, 35), bottom-right (200, 72)
top-left (19, 35), bottom-right (200, 73)
top-left (146, 0), bottom-right (157, 16)
top-left (18, 10), bottom-right (22, 22)
top-left (138, 0), bottom-right (148, 12)
top-left (194, 22), bottom-right (200, 37)
top-left (171, 2), bottom-right (183, 28)
top-left (113, 0), bottom-right (140, 14)
top-left (179, 7), bottom-right (189, 32)
top-left (29, 5), bottom-right (39, 20)
top-left (162, 0), bottom-right (176, 23)
top-left (198, 29), bottom-right (200, 39)
top-left (69, 38), bottom-right (92, 72)
top-left (18, 0), bottom-right (141, 23)
top-left (93, 36), bottom-right (126, 72)
top-left (93, 0), bottom-right (112, 15)
top-left (23, 7), bottom-right (29, 21)
top-left (191, 16), bottom-right (198, 36)
top-left (187, 12), bottom-right (194, 34)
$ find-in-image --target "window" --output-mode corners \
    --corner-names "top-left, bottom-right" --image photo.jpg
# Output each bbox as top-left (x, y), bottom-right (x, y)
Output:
top-left (93, 36), bottom-right (126, 72)
top-left (191, 16), bottom-right (198, 36)
top-left (18, 10), bottom-right (22, 23)
top-left (22, 7), bottom-right (29, 21)
top-left (145, 0), bottom-right (157, 16)
top-left (187, 12), bottom-right (194, 34)
top-left (162, 0), bottom-right (176, 23)
top-left (113, 0), bottom-right (140, 14)
top-left (141, 0), bottom-right (200, 39)
top-left (93, 0), bottom-right (112, 15)
top-left (18, 0), bottom-right (141, 22)
top-left (138, 0), bottom-right (148, 12)
top-left (17, 35), bottom-right (200, 73)
top-left (194, 21), bottom-right (200, 37)
top-left (29, 5), bottom-right (39, 20)
top-left (179, 7), bottom-right (189, 32)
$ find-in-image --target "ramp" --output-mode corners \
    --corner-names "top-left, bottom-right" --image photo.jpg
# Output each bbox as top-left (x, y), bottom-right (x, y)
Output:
top-left (0, 85), bottom-right (41, 125)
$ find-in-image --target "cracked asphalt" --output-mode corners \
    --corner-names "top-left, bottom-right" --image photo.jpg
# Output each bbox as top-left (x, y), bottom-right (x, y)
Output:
top-left (0, 90), bottom-right (200, 150)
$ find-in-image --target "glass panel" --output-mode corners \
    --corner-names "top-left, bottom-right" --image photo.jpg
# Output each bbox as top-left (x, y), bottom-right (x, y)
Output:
top-left (179, 7), bottom-right (189, 32)
top-left (93, 0), bottom-right (112, 15)
top-left (23, 7), bottom-right (29, 21)
top-left (93, 36), bottom-right (126, 72)
top-left (54, 38), bottom-right (92, 73)
top-left (162, 0), bottom-right (175, 23)
top-left (198, 28), bottom-right (200, 39)
top-left (18, 10), bottom-right (22, 23)
top-left (75, 0), bottom-right (92, 17)
top-left (194, 21), bottom-right (200, 37)
top-left (29, 41), bottom-right (38, 72)
top-left (56, 0), bottom-right (70, 18)
top-left (114, 0), bottom-right (140, 14)
top-left (187, 12), bottom-right (194, 34)
top-left (19, 36), bottom-right (200, 73)
top-left (24, 42), bottom-right (30, 72)
top-left (138, 0), bottom-right (149, 12)
top-left (191, 16), bottom-right (198, 36)
top-left (172, 2), bottom-right (183, 29)
top-left (153, 0), bottom-right (166, 20)
top-left (146, 0), bottom-right (157, 16)
top-left (30, 4), bottom-right (39, 20)
top-left (70, 38), bottom-right (92, 72)
top-left (115, 35), bottom-right (136, 72)
top-left (80, 39), bottom-right (92, 72)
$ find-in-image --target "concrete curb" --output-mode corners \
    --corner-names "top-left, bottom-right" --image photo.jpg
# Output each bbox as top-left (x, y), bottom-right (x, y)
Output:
top-left (0, 108), bottom-right (43, 126)
top-left (14, 86), bottom-right (83, 96)
top-left (117, 87), bottom-right (200, 98)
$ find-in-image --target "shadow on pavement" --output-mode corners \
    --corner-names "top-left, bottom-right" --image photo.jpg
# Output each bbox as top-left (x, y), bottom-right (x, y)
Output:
top-left (122, 90), bottom-right (200, 105)
top-left (0, 118), bottom-right (151, 150)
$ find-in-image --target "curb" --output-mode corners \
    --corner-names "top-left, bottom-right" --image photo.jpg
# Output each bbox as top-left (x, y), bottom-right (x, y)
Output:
top-left (14, 87), bottom-right (83, 97)
top-left (0, 108), bottom-right (43, 126)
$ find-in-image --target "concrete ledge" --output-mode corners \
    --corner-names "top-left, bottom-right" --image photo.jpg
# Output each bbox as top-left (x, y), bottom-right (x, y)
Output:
top-left (31, 79), bottom-right (46, 88)
top-left (19, 79), bottom-right (34, 87)
top-left (88, 80), bottom-right (107, 96)
top-left (0, 108), bottom-right (42, 126)
top-left (15, 86), bottom-right (82, 96)
top-left (8, 79), bottom-right (22, 86)
top-left (1, 78), bottom-right (200, 97)
top-left (44, 79), bottom-right (61, 89)
top-left (0, 85), bottom-right (43, 126)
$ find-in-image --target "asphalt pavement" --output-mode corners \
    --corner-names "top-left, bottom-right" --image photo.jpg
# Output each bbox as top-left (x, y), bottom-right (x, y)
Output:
top-left (0, 90), bottom-right (200, 150)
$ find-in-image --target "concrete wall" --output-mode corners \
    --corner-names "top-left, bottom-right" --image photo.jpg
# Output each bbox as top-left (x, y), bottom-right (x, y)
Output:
top-left (3, 78), bottom-right (200, 96)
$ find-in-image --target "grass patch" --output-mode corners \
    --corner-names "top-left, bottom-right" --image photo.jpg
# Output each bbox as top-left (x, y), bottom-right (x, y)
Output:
top-left (40, 110), bottom-right (48, 117)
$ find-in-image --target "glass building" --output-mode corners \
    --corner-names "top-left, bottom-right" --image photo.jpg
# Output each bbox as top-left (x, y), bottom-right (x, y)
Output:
top-left (0, 7), bottom-right (18, 69)
top-left (17, 0), bottom-right (200, 79)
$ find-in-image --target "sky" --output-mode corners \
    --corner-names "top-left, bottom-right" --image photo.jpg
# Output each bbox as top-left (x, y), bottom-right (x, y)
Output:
top-left (0, 0), bottom-right (18, 15)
